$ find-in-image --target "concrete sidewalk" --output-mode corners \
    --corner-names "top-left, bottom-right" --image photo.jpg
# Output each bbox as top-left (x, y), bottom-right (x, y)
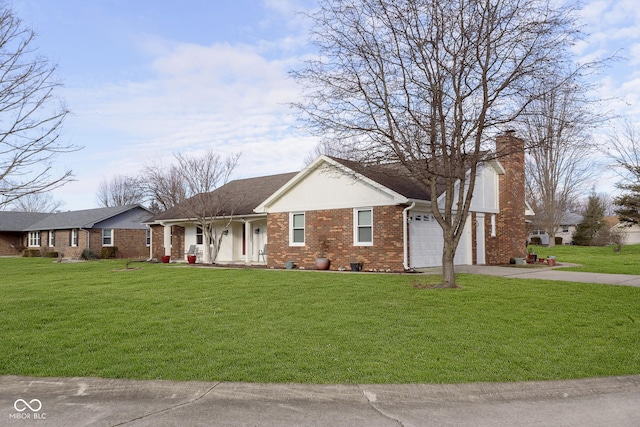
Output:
top-left (2, 375), bottom-right (640, 427)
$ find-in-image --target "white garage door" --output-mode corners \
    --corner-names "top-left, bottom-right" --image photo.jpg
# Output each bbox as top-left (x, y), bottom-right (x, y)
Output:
top-left (409, 213), bottom-right (470, 268)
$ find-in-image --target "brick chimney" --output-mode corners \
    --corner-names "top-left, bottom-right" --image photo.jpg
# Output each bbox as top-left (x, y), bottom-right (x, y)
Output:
top-left (491, 130), bottom-right (526, 264)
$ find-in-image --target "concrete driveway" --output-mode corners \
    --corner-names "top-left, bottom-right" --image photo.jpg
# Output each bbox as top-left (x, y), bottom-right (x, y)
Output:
top-left (441, 264), bottom-right (640, 287)
top-left (2, 375), bottom-right (640, 427)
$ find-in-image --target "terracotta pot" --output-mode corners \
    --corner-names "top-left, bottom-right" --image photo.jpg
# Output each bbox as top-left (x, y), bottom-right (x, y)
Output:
top-left (187, 255), bottom-right (197, 264)
top-left (315, 258), bottom-right (330, 270)
top-left (161, 255), bottom-right (171, 263)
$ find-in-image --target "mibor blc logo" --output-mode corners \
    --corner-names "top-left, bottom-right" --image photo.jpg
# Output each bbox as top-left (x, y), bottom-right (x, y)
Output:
top-left (10, 398), bottom-right (46, 420)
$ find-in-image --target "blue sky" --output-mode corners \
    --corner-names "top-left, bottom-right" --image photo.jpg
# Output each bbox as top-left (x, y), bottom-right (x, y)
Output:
top-left (11, 0), bottom-right (640, 210)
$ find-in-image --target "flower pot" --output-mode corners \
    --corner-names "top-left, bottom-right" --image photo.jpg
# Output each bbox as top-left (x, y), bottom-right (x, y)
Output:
top-left (187, 255), bottom-right (197, 264)
top-left (350, 262), bottom-right (362, 272)
top-left (161, 255), bottom-right (171, 263)
top-left (285, 261), bottom-right (295, 269)
top-left (315, 257), bottom-right (330, 270)
top-left (547, 258), bottom-right (556, 266)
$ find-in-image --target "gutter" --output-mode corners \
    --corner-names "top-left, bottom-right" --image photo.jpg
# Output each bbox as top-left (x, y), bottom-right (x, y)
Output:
top-left (402, 202), bottom-right (416, 270)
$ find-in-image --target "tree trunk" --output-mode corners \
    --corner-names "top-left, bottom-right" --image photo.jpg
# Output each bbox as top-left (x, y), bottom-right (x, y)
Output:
top-left (203, 226), bottom-right (214, 264)
top-left (441, 240), bottom-right (457, 288)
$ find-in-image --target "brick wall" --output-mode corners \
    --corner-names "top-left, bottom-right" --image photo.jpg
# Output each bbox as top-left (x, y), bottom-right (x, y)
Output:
top-left (267, 205), bottom-right (405, 271)
top-left (0, 232), bottom-right (23, 255)
top-left (26, 228), bottom-right (149, 259)
top-left (150, 225), bottom-right (184, 261)
top-left (485, 131), bottom-right (526, 265)
top-left (170, 226), bottom-right (185, 260)
top-left (151, 225), bottom-right (165, 260)
top-left (113, 229), bottom-right (149, 258)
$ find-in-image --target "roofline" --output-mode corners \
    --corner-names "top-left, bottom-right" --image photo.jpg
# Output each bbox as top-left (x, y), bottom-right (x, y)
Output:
top-left (23, 204), bottom-right (153, 231)
top-left (145, 213), bottom-right (267, 226)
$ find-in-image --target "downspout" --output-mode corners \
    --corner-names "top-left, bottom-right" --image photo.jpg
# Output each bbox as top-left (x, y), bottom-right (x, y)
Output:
top-left (403, 202), bottom-right (416, 270)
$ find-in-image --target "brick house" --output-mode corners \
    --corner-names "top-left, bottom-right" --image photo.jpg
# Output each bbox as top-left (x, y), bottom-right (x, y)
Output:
top-left (0, 205), bottom-right (153, 258)
top-left (146, 132), bottom-right (528, 271)
top-left (0, 212), bottom-right (49, 256)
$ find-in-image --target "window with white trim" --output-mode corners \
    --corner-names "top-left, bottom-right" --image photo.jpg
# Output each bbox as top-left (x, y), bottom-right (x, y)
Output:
top-left (354, 208), bottom-right (373, 245)
top-left (196, 227), bottom-right (203, 244)
top-left (102, 229), bottom-right (114, 246)
top-left (28, 231), bottom-right (41, 247)
top-left (290, 213), bottom-right (305, 246)
top-left (48, 230), bottom-right (55, 247)
top-left (146, 228), bottom-right (151, 246)
top-left (71, 229), bottom-right (79, 247)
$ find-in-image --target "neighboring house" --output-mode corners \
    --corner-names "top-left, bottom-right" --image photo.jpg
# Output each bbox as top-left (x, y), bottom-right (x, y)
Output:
top-left (146, 132), bottom-right (528, 271)
top-left (0, 212), bottom-right (50, 255)
top-left (0, 205), bottom-right (153, 258)
top-left (527, 212), bottom-right (582, 246)
top-left (609, 217), bottom-right (640, 244)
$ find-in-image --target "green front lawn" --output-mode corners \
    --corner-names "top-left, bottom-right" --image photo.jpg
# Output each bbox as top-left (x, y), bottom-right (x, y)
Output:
top-left (529, 243), bottom-right (640, 274)
top-left (1, 258), bottom-right (639, 384)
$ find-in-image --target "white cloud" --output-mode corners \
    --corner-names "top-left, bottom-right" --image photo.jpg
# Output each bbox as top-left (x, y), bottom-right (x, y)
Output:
top-left (55, 37), bottom-right (318, 209)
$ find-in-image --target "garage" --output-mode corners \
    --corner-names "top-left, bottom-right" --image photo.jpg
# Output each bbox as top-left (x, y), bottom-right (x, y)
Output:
top-left (409, 212), bottom-right (471, 268)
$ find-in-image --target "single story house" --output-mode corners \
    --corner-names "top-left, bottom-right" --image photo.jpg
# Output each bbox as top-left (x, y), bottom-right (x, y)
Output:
top-left (146, 132), bottom-right (528, 271)
top-left (0, 204), bottom-right (153, 258)
top-left (0, 212), bottom-right (50, 255)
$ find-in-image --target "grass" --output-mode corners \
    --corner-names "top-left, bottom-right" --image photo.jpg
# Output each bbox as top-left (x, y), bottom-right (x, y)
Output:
top-left (1, 257), bottom-right (639, 384)
top-left (529, 243), bottom-right (640, 274)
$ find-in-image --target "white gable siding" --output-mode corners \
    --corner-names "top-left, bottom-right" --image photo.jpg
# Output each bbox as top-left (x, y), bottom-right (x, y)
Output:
top-left (264, 164), bottom-right (400, 213)
top-left (437, 165), bottom-right (500, 213)
top-left (469, 165), bottom-right (500, 212)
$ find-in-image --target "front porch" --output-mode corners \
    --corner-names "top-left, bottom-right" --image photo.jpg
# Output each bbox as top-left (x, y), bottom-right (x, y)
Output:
top-left (150, 216), bottom-right (268, 265)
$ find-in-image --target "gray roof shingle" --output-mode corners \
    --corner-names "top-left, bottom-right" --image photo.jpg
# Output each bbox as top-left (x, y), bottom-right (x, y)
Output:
top-left (0, 212), bottom-right (50, 232)
top-left (148, 172), bottom-right (298, 222)
top-left (23, 205), bottom-right (151, 231)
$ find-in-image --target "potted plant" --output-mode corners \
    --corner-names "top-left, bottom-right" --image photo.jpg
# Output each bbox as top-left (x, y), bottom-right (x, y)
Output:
top-left (315, 238), bottom-right (330, 270)
top-left (527, 247), bottom-right (537, 263)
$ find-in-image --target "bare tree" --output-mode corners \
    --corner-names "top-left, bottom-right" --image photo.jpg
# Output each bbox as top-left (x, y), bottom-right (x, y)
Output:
top-left (10, 192), bottom-right (63, 212)
top-left (172, 150), bottom-right (241, 264)
top-left (607, 119), bottom-right (640, 225)
top-left (141, 160), bottom-right (190, 212)
top-left (606, 119), bottom-right (640, 183)
top-left (96, 175), bottom-right (145, 207)
top-left (0, 5), bottom-right (78, 208)
top-left (292, 0), bottom-right (591, 287)
top-left (520, 73), bottom-right (602, 247)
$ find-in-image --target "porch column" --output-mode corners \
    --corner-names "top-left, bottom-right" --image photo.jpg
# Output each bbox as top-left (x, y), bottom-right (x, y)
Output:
top-left (163, 224), bottom-right (172, 256)
top-left (244, 221), bottom-right (252, 264)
